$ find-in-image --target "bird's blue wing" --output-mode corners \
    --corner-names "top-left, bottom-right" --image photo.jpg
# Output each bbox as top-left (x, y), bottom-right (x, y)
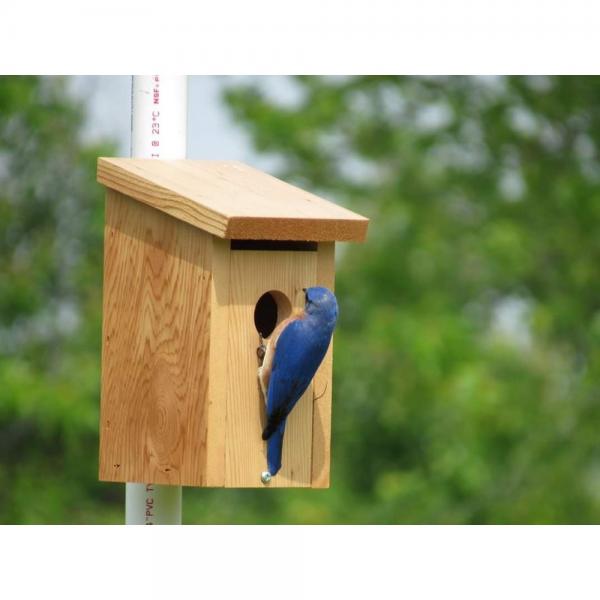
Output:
top-left (263, 318), bottom-right (329, 441)
top-left (263, 319), bottom-right (320, 476)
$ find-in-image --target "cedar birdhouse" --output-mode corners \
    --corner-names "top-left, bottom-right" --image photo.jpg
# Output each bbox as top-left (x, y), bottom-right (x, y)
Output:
top-left (97, 158), bottom-right (368, 488)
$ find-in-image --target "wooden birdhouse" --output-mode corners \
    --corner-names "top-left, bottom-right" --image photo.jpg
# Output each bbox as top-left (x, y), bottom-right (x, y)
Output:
top-left (96, 158), bottom-right (369, 488)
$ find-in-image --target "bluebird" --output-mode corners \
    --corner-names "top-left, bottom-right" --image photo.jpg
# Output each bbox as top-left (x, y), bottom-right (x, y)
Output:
top-left (258, 286), bottom-right (338, 478)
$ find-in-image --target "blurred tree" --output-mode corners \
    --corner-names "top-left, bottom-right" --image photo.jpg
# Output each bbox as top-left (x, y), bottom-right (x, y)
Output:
top-left (0, 76), bottom-right (121, 523)
top-left (1, 76), bottom-right (599, 523)
top-left (220, 76), bottom-right (600, 523)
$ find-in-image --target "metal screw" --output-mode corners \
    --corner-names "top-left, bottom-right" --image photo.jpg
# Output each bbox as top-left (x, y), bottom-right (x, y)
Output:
top-left (261, 471), bottom-right (272, 485)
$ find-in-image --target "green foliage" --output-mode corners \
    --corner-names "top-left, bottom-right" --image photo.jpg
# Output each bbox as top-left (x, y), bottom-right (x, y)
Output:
top-left (223, 76), bottom-right (600, 523)
top-left (0, 77), bottom-right (121, 523)
top-left (1, 76), bottom-right (599, 523)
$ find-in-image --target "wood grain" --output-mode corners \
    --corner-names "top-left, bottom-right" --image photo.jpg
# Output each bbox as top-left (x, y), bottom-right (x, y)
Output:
top-left (97, 158), bottom-right (369, 242)
top-left (204, 237), bottom-right (230, 486)
top-left (311, 242), bottom-right (336, 488)
top-left (224, 250), bottom-right (318, 487)
top-left (100, 190), bottom-right (212, 486)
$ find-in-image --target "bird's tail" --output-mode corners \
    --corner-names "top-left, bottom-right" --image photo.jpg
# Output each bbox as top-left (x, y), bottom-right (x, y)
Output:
top-left (262, 406), bottom-right (286, 440)
top-left (262, 418), bottom-right (276, 441)
top-left (265, 418), bottom-right (287, 477)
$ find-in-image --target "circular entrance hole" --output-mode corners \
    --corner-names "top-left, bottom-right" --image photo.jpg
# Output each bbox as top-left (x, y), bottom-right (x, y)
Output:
top-left (254, 290), bottom-right (292, 338)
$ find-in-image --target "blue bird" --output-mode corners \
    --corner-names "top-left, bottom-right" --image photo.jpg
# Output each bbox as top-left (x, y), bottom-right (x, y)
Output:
top-left (258, 286), bottom-right (338, 478)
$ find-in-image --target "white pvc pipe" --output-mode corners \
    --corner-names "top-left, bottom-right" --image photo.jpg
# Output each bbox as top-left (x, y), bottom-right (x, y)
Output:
top-left (126, 75), bottom-right (187, 525)
top-left (125, 482), bottom-right (182, 525)
top-left (131, 75), bottom-right (187, 159)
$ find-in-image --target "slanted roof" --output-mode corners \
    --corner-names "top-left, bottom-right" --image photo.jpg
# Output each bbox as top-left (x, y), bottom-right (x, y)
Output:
top-left (97, 158), bottom-right (369, 242)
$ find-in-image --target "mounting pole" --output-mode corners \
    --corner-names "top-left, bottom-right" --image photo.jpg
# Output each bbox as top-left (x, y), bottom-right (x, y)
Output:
top-left (125, 75), bottom-right (187, 525)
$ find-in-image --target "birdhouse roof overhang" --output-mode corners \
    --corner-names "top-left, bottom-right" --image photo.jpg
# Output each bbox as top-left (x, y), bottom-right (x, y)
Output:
top-left (97, 158), bottom-right (369, 242)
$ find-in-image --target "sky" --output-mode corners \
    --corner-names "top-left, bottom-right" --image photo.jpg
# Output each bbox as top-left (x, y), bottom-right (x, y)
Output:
top-left (68, 76), bottom-right (294, 170)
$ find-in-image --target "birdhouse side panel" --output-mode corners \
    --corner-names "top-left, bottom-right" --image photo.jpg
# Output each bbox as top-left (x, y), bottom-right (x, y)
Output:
top-left (224, 249), bottom-right (318, 488)
top-left (100, 190), bottom-right (212, 486)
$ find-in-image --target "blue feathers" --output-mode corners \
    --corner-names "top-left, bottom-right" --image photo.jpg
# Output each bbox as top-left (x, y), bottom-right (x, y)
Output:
top-left (266, 418), bottom-right (287, 476)
top-left (262, 287), bottom-right (338, 477)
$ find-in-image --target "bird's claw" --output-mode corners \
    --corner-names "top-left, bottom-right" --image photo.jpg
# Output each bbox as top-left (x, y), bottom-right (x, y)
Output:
top-left (257, 334), bottom-right (266, 362)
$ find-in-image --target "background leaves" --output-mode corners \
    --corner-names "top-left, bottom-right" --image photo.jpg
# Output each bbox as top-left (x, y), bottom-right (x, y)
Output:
top-left (0, 76), bottom-right (598, 523)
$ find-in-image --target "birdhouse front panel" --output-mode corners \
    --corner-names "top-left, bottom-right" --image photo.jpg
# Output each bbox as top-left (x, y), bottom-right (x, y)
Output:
top-left (225, 249), bottom-right (317, 487)
top-left (201, 240), bottom-right (335, 488)
top-left (97, 158), bottom-right (367, 489)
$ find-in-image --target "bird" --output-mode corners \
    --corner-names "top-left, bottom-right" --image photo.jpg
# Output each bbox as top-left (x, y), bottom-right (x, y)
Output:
top-left (258, 286), bottom-right (338, 479)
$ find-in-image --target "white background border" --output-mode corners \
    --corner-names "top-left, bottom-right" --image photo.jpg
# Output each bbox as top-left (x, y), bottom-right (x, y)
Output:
top-left (1, 526), bottom-right (598, 598)
top-left (1, 2), bottom-right (598, 597)
top-left (2, 0), bottom-right (599, 74)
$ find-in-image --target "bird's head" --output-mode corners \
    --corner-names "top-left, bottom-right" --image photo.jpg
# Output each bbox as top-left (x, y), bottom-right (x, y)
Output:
top-left (303, 286), bottom-right (338, 324)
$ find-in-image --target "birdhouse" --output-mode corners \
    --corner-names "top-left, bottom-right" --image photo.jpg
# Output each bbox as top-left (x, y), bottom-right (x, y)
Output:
top-left (96, 158), bottom-right (369, 488)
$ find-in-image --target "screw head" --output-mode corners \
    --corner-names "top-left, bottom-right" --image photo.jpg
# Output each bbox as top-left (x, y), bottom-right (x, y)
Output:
top-left (261, 471), bottom-right (272, 485)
